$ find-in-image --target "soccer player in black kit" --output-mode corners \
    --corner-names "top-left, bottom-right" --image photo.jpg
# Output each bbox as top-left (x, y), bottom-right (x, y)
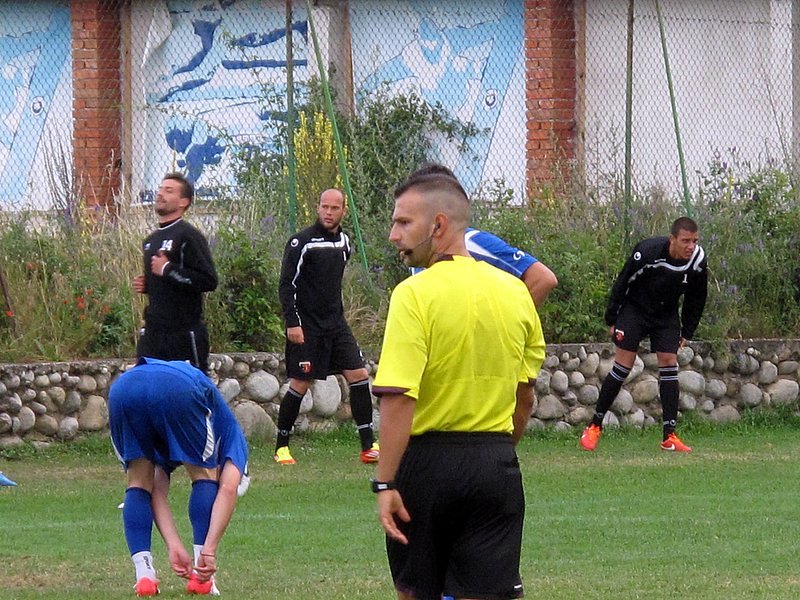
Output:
top-left (580, 216), bottom-right (707, 452)
top-left (275, 188), bottom-right (379, 465)
top-left (133, 172), bottom-right (218, 373)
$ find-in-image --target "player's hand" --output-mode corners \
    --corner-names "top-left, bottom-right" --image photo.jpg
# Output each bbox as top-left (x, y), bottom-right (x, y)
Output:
top-left (377, 490), bottom-right (410, 545)
top-left (150, 250), bottom-right (170, 276)
top-left (287, 326), bottom-right (304, 345)
top-left (168, 545), bottom-right (192, 578)
top-left (132, 275), bottom-right (146, 293)
top-left (679, 337), bottom-right (688, 348)
top-left (194, 553), bottom-right (217, 581)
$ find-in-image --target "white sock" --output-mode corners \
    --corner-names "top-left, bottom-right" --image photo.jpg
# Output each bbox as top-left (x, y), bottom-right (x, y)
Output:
top-left (193, 544), bottom-right (203, 566)
top-left (193, 544), bottom-right (220, 593)
top-left (131, 551), bottom-right (157, 581)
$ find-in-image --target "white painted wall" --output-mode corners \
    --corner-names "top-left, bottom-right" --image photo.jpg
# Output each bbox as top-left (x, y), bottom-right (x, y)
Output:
top-left (582, 0), bottom-right (794, 195)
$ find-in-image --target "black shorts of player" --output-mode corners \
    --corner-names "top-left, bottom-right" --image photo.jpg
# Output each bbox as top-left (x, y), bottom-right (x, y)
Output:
top-left (387, 432), bottom-right (525, 600)
top-left (613, 303), bottom-right (681, 354)
top-left (136, 322), bottom-right (210, 373)
top-left (285, 325), bottom-right (364, 380)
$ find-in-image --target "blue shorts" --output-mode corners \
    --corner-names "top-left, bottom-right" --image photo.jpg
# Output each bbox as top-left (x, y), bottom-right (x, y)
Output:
top-left (109, 360), bottom-right (219, 469)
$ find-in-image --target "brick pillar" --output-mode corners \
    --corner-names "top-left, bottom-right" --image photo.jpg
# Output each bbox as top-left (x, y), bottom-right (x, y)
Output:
top-left (524, 0), bottom-right (577, 192)
top-left (71, 0), bottom-right (122, 215)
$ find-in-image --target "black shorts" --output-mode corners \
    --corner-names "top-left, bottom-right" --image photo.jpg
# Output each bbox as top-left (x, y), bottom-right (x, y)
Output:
top-left (387, 432), bottom-right (525, 600)
top-left (285, 325), bottom-right (364, 380)
top-left (136, 323), bottom-right (210, 373)
top-left (612, 304), bottom-right (680, 354)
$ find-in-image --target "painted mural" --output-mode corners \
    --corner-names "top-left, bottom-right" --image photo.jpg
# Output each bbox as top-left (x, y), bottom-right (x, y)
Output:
top-left (134, 0), bottom-right (525, 199)
top-left (134, 0), bottom-right (309, 200)
top-left (351, 0), bottom-right (525, 195)
top-left (0, 1), bottom-right (71, 209)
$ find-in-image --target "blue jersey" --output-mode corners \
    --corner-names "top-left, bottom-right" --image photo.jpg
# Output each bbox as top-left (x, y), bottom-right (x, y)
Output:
top-left (410, 228), bottom-right (537, 278)
top-left (109, 358), bottom-right (248, 476)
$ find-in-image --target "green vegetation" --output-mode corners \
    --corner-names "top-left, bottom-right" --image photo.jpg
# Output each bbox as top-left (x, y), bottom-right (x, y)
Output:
top-left (0, 96), bottom-right (799, 361)
top-left (3, 421), bottom-right (800, 599)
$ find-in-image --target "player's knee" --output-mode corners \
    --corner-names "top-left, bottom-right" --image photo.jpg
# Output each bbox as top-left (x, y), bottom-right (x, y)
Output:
top-left (344, 368), bottom-right (369, 383)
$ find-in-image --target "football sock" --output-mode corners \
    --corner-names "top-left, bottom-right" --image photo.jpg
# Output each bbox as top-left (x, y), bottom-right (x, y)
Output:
top-left (189, 479), bottom-right (219, 545)
top-left (349, 379), bottom-right (375, 450)
top-left (659, 365), bottom-right (679, 439)
top-left (590, 362), bottom-right (631, 427)
top-left (131, 550), bottom-right (157, 581)
top-left (276, 387), bottom-right (304, 450)
top-left (123, 487), bottom-right (154, 555)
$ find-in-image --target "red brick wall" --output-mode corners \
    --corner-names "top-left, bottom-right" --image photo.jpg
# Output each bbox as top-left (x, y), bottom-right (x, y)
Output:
top-left (524, 0), bottom-right (577, 192)
top-left (71, 0), bottom-right (122, 213)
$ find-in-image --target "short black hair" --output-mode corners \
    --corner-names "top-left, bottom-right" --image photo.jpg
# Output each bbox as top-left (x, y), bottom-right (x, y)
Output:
top-left (163, 172), bottom-right (194, 205)
top-left (408, 163), bottom-right (457, 180)
top-left (394, 163), bottom-right (468, 203)
top-left (671, 216), bottom-right (698, 236)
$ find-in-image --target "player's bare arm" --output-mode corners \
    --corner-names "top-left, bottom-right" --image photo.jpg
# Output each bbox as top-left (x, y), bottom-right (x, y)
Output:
top-left (522, 261), bottom-right (558, 307)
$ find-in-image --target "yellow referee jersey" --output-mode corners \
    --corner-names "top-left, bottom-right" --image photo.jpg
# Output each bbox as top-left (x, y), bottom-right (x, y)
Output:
top-left (373, 255), bottom-right (545, 435)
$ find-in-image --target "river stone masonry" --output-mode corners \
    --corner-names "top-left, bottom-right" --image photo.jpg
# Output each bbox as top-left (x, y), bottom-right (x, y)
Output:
top-left (1, 340), bottom-right (799, 448)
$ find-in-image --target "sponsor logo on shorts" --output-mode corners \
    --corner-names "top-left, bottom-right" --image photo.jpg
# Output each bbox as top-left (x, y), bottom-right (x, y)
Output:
top-left (614, 329), bottom-right (625, 342)
top-left (291, 238), bottom-right (299, 247)
top-left (299, 360), bottom-right (312, 373)
top-left (634, 251), bottom-right (641, 260)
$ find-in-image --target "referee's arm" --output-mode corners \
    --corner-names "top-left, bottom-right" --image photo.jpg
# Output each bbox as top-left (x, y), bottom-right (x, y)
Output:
top-left (375, 392), bottom-right (414, 544)
top-left (512, 383), bottom-right (535, 445)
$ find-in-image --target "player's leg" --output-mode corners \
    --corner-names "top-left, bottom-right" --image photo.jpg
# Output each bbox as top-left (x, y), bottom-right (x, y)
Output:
top-left (109, 374), bottom-right (161, 595)
top-left (580, 308), bottom-right (642, 450)
top-left (124, 459), bottom-right (160, 596)
top-left (276, 335), bottom-right (327, 463)
top-left (184, 464), bottom-right (221, 595)
top-left (274, 377), bottom-right (310, 464)
top-left (653, 323), bottom-right (690, 451)
top-left (343, 367), bottom-right (377, 455)
top-left (333, 328), bottom-right (378, 460)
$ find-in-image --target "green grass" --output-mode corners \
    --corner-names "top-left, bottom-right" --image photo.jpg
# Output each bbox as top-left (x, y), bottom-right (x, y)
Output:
top-left (2, 424), bottom-right (800, 599)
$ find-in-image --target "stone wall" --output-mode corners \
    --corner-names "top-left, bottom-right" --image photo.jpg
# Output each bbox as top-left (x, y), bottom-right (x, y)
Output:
top-left (1, 340), bottom-right (799, 448)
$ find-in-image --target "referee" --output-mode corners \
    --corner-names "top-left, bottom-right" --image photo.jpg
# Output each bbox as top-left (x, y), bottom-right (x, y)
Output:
top-left (372, 169), bottom-right (546, 600)
top-left (580, 216), bottom-right (708, 453)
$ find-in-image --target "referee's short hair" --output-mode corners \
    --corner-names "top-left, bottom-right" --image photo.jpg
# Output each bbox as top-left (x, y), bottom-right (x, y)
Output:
top-left (163, 172), bottom-right (195, 206)
top-left (394, 164), bottom-right (468, 204)
top-left (671, 216), bottom-right (698, 236)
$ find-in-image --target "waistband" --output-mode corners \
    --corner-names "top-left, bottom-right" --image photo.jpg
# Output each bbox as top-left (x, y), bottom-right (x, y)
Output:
top-left (408, 431), bottom-right (513, 446)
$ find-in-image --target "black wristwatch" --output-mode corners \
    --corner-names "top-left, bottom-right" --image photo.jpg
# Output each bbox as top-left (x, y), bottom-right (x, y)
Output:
top-left (371, 479), bottom-right (397, 493)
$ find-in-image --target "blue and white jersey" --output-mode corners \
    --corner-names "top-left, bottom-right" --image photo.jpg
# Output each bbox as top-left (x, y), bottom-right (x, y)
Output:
top-left (410, 228), bottom-right (538, 278)
top-left (109, 358), bottom-right (248, 477)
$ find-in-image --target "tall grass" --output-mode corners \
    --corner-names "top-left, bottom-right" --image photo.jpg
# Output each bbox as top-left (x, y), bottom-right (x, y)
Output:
top-left (2, 100), bottom-right (800, 360)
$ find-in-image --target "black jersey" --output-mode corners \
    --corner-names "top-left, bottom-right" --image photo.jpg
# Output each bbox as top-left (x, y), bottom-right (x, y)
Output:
top-left (141, 218), bottom-right (218, 330)
top-left (279, 221), bottom-right (351, 334)
top-left (604, 236), bottom-right (708, 339)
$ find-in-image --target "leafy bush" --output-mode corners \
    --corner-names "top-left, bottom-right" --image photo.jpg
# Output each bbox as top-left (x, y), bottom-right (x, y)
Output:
top-left (2, 101), bottom-right (800, 362)
top-left (0, 214), bottom-right (141, 361)
top-left (207, 210), bottom-right (286, 353)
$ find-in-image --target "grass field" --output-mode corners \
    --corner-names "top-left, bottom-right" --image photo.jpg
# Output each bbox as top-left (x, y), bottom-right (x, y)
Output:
top-left (2, 420), bottom-right (800, 599)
